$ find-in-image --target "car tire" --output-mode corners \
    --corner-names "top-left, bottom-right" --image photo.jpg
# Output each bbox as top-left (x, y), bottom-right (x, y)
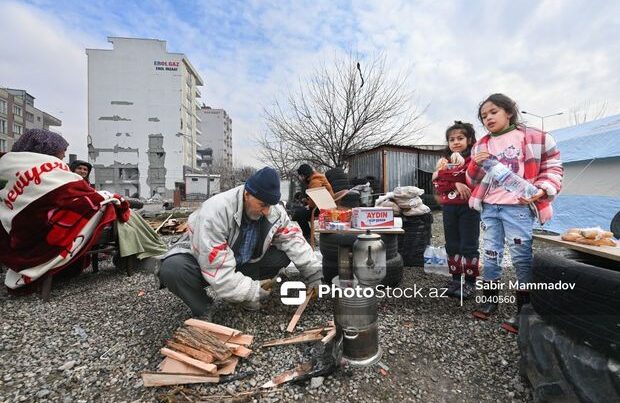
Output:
top-left (531, 251), bottom-right (620, 356)
top-left (518, 305), bottom-right (620, 402)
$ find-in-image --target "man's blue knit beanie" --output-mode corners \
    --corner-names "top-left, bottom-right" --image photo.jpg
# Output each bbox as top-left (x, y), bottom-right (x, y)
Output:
top-left (245, 167), bottom-right (281, 205)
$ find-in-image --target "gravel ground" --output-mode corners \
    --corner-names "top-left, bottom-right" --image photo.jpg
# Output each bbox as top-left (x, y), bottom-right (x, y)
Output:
top-left (0, 211), bottom-right (546, 402)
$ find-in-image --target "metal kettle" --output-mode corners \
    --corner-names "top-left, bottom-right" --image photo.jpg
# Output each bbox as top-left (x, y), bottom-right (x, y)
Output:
top-left (352, 230), bottom-right (386, 286)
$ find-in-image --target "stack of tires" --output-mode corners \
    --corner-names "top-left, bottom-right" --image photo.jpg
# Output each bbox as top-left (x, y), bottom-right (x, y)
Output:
top-left (518, 251), bottom-right (620, 402)
top-left (325, 168), bottom-right (360, 208)
top-left (397, 213), bottom-right (433, 267)
top-left (319, 233), bottom-right (403, 287)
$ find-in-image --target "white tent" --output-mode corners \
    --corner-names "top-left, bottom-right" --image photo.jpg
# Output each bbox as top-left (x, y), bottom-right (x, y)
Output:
top-left (538, 114), bottom-right (620, 234)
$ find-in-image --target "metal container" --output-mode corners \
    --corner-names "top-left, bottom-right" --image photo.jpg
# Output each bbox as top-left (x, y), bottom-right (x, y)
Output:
top-left (332, 276), bottom-right (382, 366)
top-left (352, 230), bottom-right (386, 287)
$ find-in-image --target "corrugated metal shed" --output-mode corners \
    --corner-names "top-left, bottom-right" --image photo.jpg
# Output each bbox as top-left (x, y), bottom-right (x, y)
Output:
top-left (347, 144), bottom-right (444, 194)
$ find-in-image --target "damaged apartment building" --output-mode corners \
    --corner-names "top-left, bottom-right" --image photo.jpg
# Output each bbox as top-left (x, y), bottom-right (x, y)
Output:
top-left (86, 37), bottom-right (204, 198)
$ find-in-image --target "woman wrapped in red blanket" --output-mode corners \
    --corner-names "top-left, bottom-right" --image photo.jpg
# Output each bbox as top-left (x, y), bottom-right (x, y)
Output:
top-left (0, 129), bottom-right (130, 291)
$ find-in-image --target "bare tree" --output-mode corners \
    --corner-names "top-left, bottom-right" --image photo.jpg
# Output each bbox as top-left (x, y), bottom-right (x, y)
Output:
top-left (258, 53), bottom-right (425, 172)
top-left (208, 160), bottom-right (257, 191)
top-left (569, 100), bottom-right (609, 125)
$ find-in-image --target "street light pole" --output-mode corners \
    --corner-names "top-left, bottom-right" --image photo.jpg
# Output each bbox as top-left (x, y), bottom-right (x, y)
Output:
top-left (521, 110), bottom-right (563, 132)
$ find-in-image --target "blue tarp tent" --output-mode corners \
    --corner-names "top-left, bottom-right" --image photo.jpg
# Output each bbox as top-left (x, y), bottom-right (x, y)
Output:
top-left (538, 114), bottom-right (620, 234)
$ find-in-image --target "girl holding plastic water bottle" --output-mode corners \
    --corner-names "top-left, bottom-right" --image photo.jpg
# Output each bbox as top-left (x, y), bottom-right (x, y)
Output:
top-left (432, 121), bottom-right (480, 300)
top-left (466, 93), bottom-right (563, 333)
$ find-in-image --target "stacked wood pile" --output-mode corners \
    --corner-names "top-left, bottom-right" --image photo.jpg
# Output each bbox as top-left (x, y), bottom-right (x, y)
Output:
top-left (146, 215), bottom-right (188, 235)
top-left (142, 319), bottom-right (253, 387)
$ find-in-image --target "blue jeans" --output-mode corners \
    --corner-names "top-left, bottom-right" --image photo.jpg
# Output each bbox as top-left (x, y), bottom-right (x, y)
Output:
top-left (481, 204), bottom-right (534, 284)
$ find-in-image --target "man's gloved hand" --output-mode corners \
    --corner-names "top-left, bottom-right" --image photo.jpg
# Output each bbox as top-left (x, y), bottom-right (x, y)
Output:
top-left (258, 282), bottom-right (272, 301)
top-left (305, 277), bottom-right (323, 299)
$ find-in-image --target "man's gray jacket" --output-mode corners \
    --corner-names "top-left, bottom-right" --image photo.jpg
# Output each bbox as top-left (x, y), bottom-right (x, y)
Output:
top-left (166, 185), bottom-right (322, 303)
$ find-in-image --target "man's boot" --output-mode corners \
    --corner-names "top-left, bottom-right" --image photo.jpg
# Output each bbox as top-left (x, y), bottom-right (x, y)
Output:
top-left (473, 281), bottom-right (499, 320)
top-left (501, 291), bottom-right (530, 334)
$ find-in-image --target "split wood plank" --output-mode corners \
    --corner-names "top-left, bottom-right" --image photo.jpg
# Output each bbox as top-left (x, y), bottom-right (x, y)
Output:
top-left (262, 332), bottom-right (323, 347)
top-left (172, 326), bottom-right (231, 361)
top-left (286, 288), bottom-right (316, 333)
top-left (159, 357), bottom-right (209, 375)
top-left (215, 357), bottom-right (239, 375)
top-left (213, 333), bottom-right (254, 346)
top-left (225, 343), bottom-right (253, 358)
top-left (321, 328), bottom-right (337, 344)
top-left (142, 372), bottom-right (219, 387)
top-left (261, 362), bottom-right (313, 388)
top-left (160, 348), bottom-right (217, 374)
top-left (154, 214), bottom-right (174, 233)
top-left (184, 319), bottom-right (242, 337)
top-left (166, 341), bottom-right (214, 363)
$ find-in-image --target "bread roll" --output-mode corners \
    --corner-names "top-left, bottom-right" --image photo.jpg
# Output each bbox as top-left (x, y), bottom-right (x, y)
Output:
top-left (576, 237), bottom-right (617, 247)
top-left (561, 233), bottom-right (582, 242)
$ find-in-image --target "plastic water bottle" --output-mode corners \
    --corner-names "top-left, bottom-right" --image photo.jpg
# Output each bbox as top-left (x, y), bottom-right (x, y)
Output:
top-left (482, 159), bottom-right (539, 199)
top-left (433, 246), bottom-right (450, 276)
top-left (423, 245), bottom-right (434, 270)
top-left (424, 246), bottom-right (450, 276)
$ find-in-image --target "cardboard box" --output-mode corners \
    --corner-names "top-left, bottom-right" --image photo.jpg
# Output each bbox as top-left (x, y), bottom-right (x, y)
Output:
top-left (351, 207), bottom-right (394, 229)
top-left (306, 187), bottom-right (350, 230)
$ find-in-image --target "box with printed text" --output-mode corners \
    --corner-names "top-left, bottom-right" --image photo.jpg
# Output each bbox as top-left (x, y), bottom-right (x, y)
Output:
top-left (351, 207), bottom-right (394, 229)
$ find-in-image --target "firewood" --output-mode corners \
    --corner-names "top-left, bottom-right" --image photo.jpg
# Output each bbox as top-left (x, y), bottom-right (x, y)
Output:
top-left (142, 371), bottom-right (219, 387)
top-left (166, 340), bottom-right (214, 363)
top-left (171, 326), bottom-right (232, 362)
top-left (321, 328), bottom-right (337, 344)
top-left (160, 348), bottom-right (217, 373)
top-left (159, 357), bottom-right (209, 375)
top-left (286, 288), bottom-right (315, 332)
top-left (213, 333), bottom-right (254, 346)
top-left (215, 357), bottom-right (239, 375)
top-left (261, 362), bottom-right (313, 388)
top-left (262, 332), bottom-right (324, 347)
top-left (184, 318), bottom-right (242, 337)
top-left (225, 343), bottom-right (253, 358)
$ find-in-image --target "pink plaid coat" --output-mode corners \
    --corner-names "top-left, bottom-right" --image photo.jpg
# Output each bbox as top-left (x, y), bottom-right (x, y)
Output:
top-left (466, 126), bottom-right (563, 224)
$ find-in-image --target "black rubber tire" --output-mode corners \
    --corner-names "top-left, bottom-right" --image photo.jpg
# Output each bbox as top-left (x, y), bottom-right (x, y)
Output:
top-left (382, 253), bottom-right (404, 287)
top-left (531, 251), bottom-right (620, 356)
top-left (611, 211), bottom-right (620, 239)
top-left (325, 168), bottom-right (348, 183)
top-left (319, 233), bottom-right (398, 262)
top-left (518, 305), bottom-right (620, 402)
top-left (339, 192), bottom-right (361, 208)
top-left (398, 213), bottom-right (432, 267)
top-left (322, 253), bottom-right (404, 287)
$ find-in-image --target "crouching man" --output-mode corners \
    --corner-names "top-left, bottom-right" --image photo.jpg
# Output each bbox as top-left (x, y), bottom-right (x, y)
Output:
top-left (159, 167), bottom-right (322, 317)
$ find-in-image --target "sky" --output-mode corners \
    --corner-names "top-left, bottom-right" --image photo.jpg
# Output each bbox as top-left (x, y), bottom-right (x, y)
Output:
top-left (1, 0), bottom-right (619, 166)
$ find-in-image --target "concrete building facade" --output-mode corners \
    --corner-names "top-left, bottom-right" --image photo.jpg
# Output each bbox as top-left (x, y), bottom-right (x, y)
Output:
top-left (86, 37), bottom-right (203, 197)
top-left (0, 88), bottom-right (62, 152)
top-left (197, 106), bottom-right (232, 172)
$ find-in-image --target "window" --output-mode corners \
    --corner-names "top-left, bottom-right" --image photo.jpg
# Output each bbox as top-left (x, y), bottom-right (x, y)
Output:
top-left (0, 100), bottom-right (6, 114)
top-left (13, 123), bottom-right (23, 135)
top-left (13, 105), bottom-right (22, 116)
top-left (0, 119), bottom-right (6, 134)
top-left (0, 139), bottom-right (6, 152)
top-left (25, 111), bottom-right (34, 122)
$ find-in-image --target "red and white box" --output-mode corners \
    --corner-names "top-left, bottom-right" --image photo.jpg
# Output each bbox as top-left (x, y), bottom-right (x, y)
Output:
top-left (351, 207), bottom-right (394, 229)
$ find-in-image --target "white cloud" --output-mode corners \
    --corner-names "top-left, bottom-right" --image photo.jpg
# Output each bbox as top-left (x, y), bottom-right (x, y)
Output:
top-left (3, 0), bottom-right (619, 166)
top-left (0, 1), bottom-right (106, 159)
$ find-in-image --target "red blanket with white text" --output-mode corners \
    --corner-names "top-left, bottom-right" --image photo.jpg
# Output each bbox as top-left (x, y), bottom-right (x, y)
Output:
top-left (0, 152), bottom-right (127, 289)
